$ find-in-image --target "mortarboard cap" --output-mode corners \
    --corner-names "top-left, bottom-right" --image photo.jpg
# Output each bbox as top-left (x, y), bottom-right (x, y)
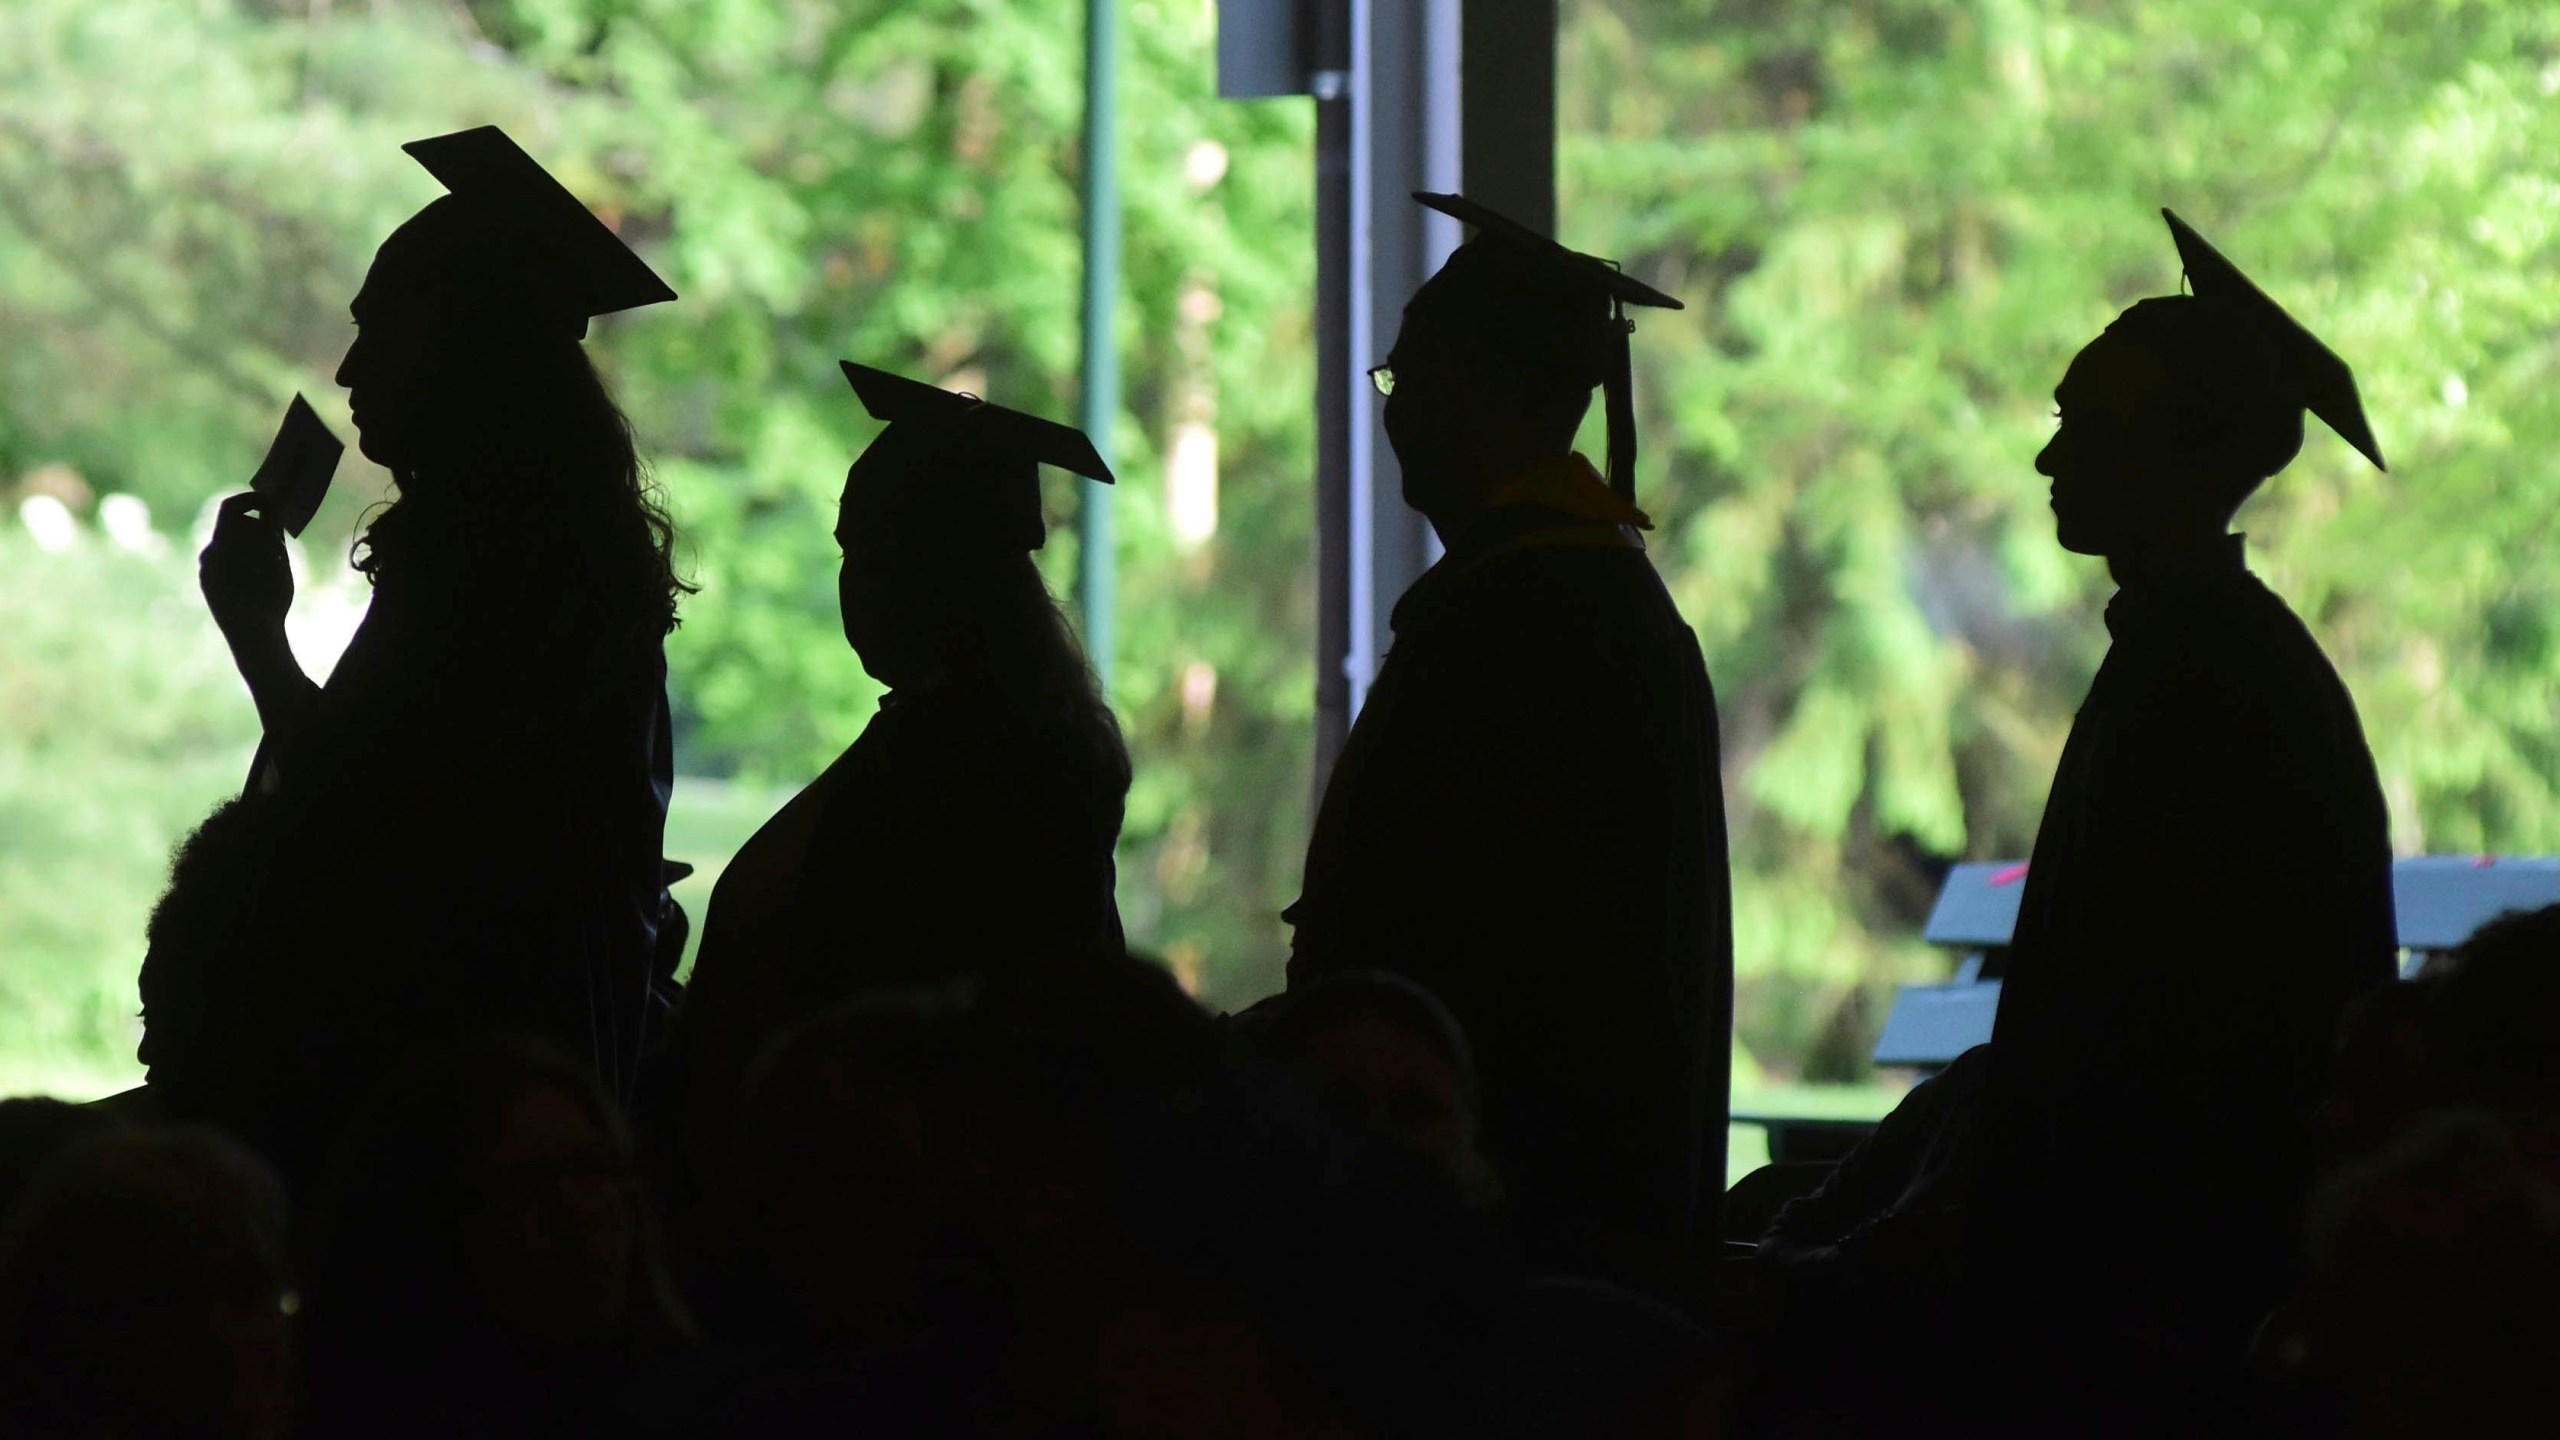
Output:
top-left (398, 125), bottom-right (676, 338)
top-left (1414, 192), bottom-right (1683, 313)
top-left (2162, 208), bottom-right (2384, 472)
top-left (840, 362), bottom-right (1114, 551)
top-left (1407, 193), bottom-right (1682, 501)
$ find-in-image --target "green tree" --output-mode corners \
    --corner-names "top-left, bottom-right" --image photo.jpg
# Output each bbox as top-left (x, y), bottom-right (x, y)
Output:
top-left (0, 0), bottom-right (1316, 1089)
top-left (1564, 0), bottom-right (2560, 1077)
top-left (10, 0), bottom-right (2559, 1095)
top-left (0, 521), bottom-right (258, 1093)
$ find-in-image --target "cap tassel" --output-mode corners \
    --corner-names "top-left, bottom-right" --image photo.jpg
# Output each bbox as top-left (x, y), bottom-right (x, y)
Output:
top-left (1603, 303), bottom-right (1639, 502)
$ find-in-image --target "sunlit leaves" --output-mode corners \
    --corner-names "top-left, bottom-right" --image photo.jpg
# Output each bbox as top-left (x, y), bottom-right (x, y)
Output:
top-left (1568, 0), bottom-right (2560, 1075)
top-left (0, 0), bottom-right (1319, 1023)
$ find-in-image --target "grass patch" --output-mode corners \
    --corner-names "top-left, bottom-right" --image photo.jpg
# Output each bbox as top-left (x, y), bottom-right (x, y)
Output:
top-left (1725, 1080), bottom-right (1906, 1188)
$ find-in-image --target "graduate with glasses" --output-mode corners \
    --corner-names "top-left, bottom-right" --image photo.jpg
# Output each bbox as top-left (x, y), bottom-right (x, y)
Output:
top-left (1287, 195), bottom-right (1732, 1301)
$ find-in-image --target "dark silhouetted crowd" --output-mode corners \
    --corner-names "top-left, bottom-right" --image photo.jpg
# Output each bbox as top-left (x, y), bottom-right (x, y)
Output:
top-left (12, 125), bottom-right (2553, 1438)
top-left (19, 918), bottom-right (2560, 1437)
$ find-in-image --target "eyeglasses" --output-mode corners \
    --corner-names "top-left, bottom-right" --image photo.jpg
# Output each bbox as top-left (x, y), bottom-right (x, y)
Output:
top-left (1367, 364), bottom-right (1395, 397)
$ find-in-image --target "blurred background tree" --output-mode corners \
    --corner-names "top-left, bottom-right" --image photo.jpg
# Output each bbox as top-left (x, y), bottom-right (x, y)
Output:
top-left (1563, 0), bottom-right (2560, 1080)
top-left (0, 0), bottom-right (1316, 1095)
top-left (3, 0), bottom-right (2556, 1105)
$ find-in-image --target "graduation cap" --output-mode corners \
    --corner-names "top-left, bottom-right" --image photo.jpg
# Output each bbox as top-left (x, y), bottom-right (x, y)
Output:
top-left (2161, 208), bottom-right (2384, 471)
top-left (1407, 192), bottom-right (1684, 501)
top-left (840, 362), bottom-right (1114, 551)
top-left (396, 125), bottom-right (675, 338)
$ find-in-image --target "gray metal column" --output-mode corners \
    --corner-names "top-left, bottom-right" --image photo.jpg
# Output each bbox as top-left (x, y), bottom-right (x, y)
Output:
top-left (1340, 0), bottom-right (1459, 726)
top-left (1335, 2), bottom-right (1555, 751)
top-left (1079, 0), bottom-right (1120, 696)
top-left (1309, 7), bottom-right (1355, 795)
top-left (1217, 0), bottom-right (1556, 795)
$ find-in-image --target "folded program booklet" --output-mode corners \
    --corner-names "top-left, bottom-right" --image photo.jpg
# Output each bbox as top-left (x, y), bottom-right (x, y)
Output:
top-left (250, 393), bottom-right (344, 538)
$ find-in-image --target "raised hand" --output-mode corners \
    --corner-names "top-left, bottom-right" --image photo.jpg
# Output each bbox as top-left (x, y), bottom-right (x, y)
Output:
top-left (199, 492), bottom-right (294, 649)
top-left (199, 492), bottom-right (315, 741)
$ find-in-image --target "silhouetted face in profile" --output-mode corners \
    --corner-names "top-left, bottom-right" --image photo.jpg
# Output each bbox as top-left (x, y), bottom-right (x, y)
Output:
top-left (2037, 296), bottom-right (2303, 559)
top-left (835, 419), bottom-right (1031, 687)
top-left (333, 196), bottom-right (582, 478)
top-left (2039, 329), bottom-right (2181, 556)
top-left (334, 255), bottom-right (447, 472)
top-left (1380, 321), bottom-right (1490, 519)
top-left (1386, 244), bottom-right (1600, 524)
top-left (834, 495), bottom-right (901, 672)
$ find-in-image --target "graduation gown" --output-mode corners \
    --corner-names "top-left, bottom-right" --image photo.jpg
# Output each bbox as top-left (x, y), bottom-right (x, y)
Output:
top-left (1974, 535), bottom-right (2395, 1373)
top-left (143, 532), bottom-right (672, 1170)
top-left (1289, 478), bottom-right (1732, 1297)
top-left (678, 675), bottom-right (1126, 1110)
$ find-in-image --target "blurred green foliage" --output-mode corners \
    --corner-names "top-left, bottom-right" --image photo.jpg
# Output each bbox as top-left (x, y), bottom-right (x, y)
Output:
top-left (0, 0), bottom-right (1315, 1096)
top-left (0, 525), bottom-right (255, 1093)
top-left (4, 0), bottom-right (2558, 1097)
top-left (1565, 0), bottom-right (2560, 1074)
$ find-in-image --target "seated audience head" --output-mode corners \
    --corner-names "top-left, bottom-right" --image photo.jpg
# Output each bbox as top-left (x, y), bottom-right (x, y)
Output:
top-left (0, 1127), bottom-right (294, 1440)
top-left (2318, 977), bottom-right (2438, 1155)
top-left (1230, 971), bottom-right (1500, 1209)
top-left (1083, 1083), bottom-right (1509, 1440)
top-left (1383, 194), bottom-right (1679, 521)
top-left (316, 1033), bottom-right (682, 1359)
top-left (0, 1094), bottom-right (119, 1219)
top-left (2299, 1110), bottom-right (2560, 1435)
top-left (938, 951), bottom-right (1235, 1241)
top-left (138, 796), bottom-right (265, 1079)
top-left (2038, 210), bottom-right (2383, 559)
top-left (823, 955), bottom-right (1505, 1438)
top-left (720, 982), bottom-right (983, 1345)
top-left (1041, 968), bottom-right (1504, 1440)
top-left (2421, 904), bottom-right (2560, 1145)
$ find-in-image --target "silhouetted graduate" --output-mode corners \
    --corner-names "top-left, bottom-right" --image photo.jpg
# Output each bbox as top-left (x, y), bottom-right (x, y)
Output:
top-left (673, 365), bottom-right (1130, 1133)
top-left (1286, 194), bottom-right (1732, 1299)
top-left (142, 126), bottom-right (684, 1176)
top-left (1971, 210), bottom-right (2397, 1427)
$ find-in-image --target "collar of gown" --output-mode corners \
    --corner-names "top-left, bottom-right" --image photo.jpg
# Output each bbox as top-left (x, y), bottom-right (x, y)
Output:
top-left (878, 666), bottom-right (957, 711)
top-left (2105, 533), bottom-right (2252, 631)
top-left (1394, 458), bottom-right (1651, 636)
top-left (1486, 451), bottom-right (1654, 531)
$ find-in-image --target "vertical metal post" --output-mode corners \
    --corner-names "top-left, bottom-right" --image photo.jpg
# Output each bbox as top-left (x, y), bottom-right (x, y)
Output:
top-left (1310, 1), bottom-right (1355, 797)
top-left (1079, 0), bottom-right (1120, 696)
top-left (1231, 0), bottom-right (1557, 801)
top-left (1341, 0), bottom-right (1459, 728)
